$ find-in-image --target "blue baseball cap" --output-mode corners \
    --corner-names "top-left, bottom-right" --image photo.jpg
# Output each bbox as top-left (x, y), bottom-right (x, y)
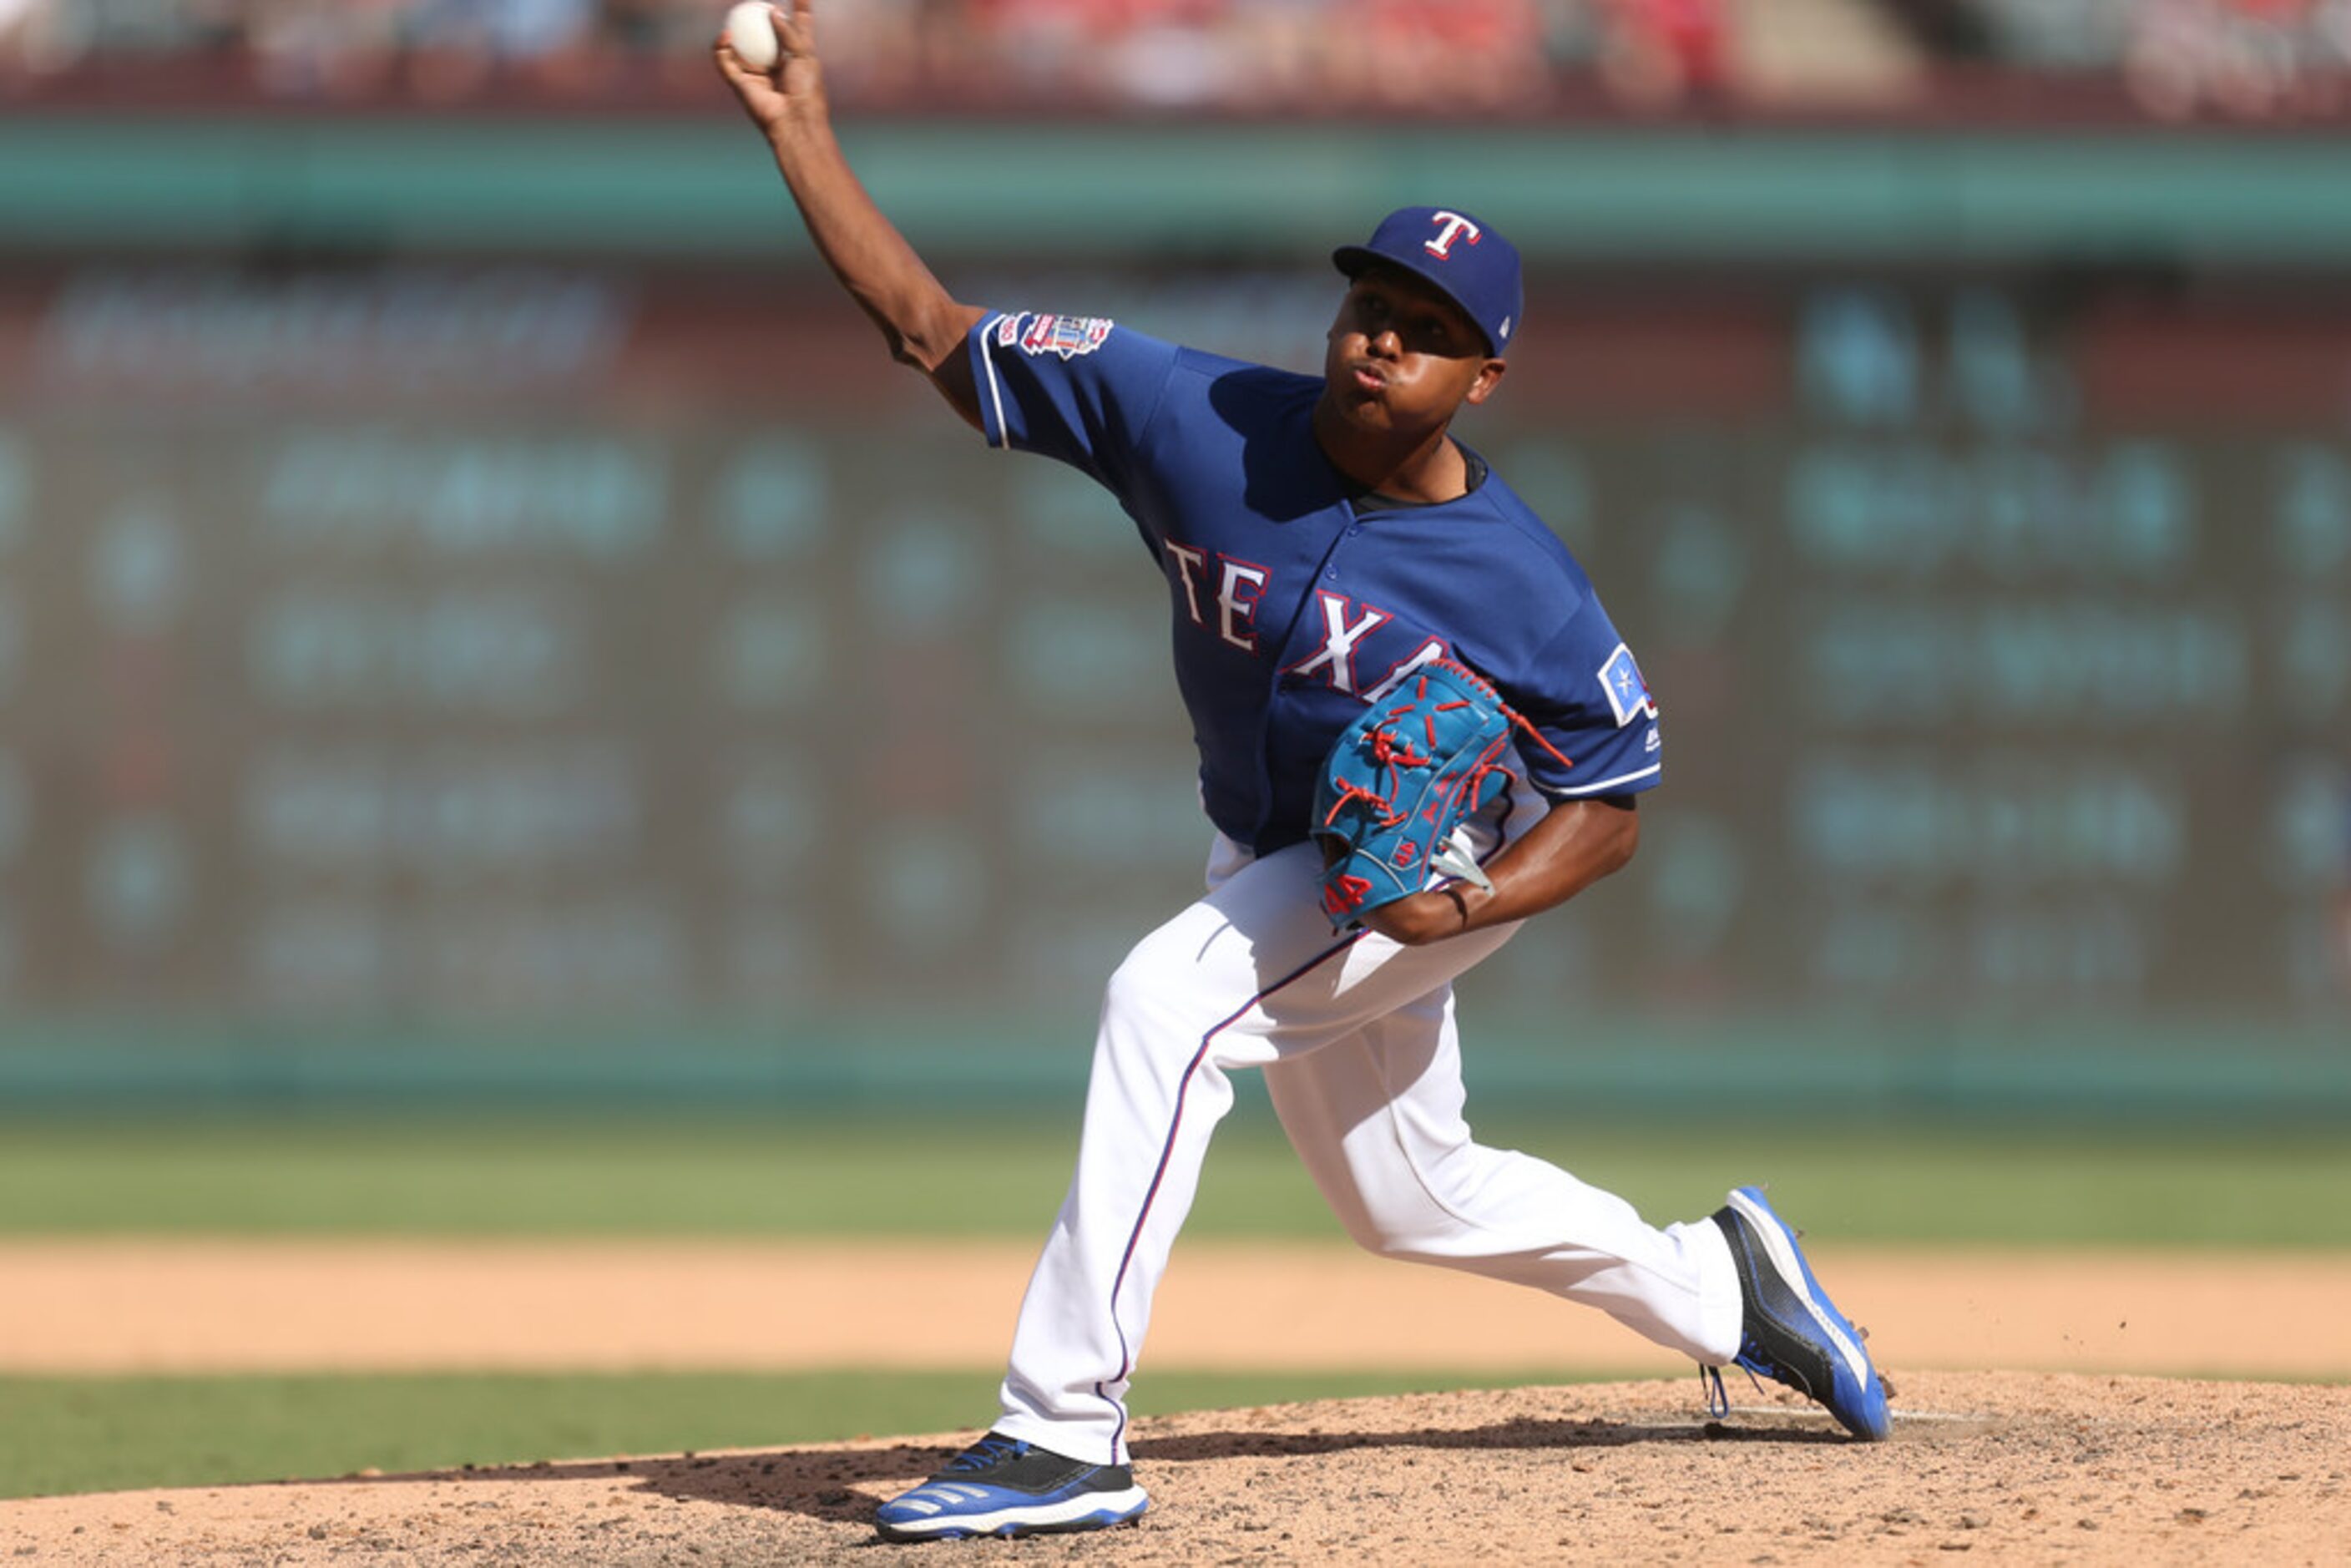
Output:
top-left (1332, 205), bottom-right (1523, 357)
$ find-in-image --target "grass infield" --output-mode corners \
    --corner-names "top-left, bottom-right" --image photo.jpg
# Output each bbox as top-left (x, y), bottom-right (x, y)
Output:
top-left (0, 1368), bottom-right (1622, 1501)
top-left (3, 1114), bottom-right (2347, 1247)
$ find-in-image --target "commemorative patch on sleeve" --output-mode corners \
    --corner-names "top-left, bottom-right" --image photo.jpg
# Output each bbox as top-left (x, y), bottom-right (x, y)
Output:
top-left (1012, 312), bottom-right (1114, 360)
top-left (1598, 642), bottom-right (1657, 727)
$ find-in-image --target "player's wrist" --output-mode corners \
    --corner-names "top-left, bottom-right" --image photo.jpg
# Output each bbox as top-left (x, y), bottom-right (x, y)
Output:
top-left (751, 61), bottom-right (828, 129)
top-left (765, 93), bottom-right (829, 144)
top-left (1442, 881), bottom-right (1489, 934)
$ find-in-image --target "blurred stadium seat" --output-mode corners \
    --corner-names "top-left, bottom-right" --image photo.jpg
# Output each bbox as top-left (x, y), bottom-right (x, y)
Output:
top-left (1, 0), bottom-right (2342, 120)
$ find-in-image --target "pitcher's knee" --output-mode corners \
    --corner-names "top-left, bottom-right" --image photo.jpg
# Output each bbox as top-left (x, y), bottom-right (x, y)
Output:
top-left (1338, 1200), bottom-right (1468, 1261)
top-left (1100, 950), bottom-right (1159, 1024)
top-left (1101, 931), bottom-right (1214, 1035)
top-left (1327, 1150), bottom-right (1489, 1260)
top-left (1337, 1216), bottom-right (1423, 1260)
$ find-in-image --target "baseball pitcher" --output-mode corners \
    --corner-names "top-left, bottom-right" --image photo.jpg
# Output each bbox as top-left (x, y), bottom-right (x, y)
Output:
top-left (716, 5), bottom-right (1891, 1542)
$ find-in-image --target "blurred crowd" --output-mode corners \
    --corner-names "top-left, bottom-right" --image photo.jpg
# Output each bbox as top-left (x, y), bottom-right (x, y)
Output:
top-left (1, 0), bottom-right (2347, 116)
top-left (1935, 0), bottom-right (2351, 119)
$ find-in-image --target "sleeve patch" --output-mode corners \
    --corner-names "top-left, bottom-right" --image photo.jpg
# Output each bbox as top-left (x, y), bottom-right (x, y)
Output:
top-left (1598, 642), bottom-right (1656, 727)
top-left (1004, 312), bottom-right (1114, 360)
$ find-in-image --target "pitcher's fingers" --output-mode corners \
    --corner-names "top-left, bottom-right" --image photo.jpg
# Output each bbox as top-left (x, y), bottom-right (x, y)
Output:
top-left (712, 33), bottom-right (756, 83)
top-left (772, 0), bottom-right (814, 55)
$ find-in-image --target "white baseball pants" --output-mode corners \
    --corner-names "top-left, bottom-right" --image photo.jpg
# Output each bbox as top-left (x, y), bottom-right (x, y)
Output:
top-left (993, 802), bottom-right (1745, 1464)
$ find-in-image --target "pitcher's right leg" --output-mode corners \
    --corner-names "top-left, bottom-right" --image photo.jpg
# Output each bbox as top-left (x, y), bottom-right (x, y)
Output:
top-left (992, 837), bottom-right (1524, 1468)
top-left (993, 885), bottom-right (1367, 1466)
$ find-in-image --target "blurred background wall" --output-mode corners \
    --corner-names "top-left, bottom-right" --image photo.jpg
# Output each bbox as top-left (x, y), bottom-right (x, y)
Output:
top-left (0, 0), bottom-right (2346, 1116)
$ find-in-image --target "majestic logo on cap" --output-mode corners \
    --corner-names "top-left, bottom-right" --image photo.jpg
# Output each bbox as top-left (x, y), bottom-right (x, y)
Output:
top-left (1424, 211), bottom-right (1482, 260)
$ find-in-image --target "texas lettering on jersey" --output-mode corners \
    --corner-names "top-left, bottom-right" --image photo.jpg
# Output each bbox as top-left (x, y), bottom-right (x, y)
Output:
top-left (1164, 543), bottom-right (1454, 705)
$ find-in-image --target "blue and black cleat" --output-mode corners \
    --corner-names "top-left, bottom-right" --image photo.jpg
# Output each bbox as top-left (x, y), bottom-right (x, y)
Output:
top-left (874, 1431), bottom-right (1149, 1542)
top-left (1711, 1185), bottom-right (1892, 1440)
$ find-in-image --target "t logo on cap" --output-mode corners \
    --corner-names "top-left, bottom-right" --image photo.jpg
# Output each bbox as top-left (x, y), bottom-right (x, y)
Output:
top-left (1424, 211), bottom-right (1482, 260)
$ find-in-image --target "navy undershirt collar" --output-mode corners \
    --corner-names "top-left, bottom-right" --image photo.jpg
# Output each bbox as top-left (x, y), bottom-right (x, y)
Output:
top-left (1349, 446), bottom-right (1489, 515)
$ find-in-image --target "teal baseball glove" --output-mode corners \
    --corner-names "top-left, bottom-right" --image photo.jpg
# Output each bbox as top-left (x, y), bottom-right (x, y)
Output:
top-left (1311, 658), bottom-right (1546, 931)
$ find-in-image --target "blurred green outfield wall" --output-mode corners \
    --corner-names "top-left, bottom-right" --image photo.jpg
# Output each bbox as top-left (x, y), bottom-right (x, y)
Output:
top-left (10, 119), bottom-right (2351, 264)
top-left (0, 117), bottom-right (2345, 1115)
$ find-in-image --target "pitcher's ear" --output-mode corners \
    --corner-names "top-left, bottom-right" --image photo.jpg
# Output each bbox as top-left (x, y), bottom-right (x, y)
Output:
top-left (1464, 357), bottom-right (1507, 407)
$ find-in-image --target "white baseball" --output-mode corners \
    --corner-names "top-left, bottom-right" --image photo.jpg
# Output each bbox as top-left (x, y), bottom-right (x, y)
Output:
top-left (724, 2), bottom-right (782, 70)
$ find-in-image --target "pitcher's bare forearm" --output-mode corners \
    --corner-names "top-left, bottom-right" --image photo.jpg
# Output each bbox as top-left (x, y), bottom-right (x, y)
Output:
top-left (716, 3), bottom-right (983, 424)
top-left (761, 114), bottom-right (984, 418)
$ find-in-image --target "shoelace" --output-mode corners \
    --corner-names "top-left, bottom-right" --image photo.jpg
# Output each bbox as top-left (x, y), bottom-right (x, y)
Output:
top-left (1733, 1334), bottom-right (1797, 1390)
top-left (943, 1434), bottom-right (1029, 1474)
top-left (1699, 1362), bottom-right (1769, 1419)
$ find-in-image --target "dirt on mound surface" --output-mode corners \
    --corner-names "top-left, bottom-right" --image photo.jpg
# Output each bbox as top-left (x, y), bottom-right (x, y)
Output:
top-left (4, 1372), bottom-right (2344, 1565)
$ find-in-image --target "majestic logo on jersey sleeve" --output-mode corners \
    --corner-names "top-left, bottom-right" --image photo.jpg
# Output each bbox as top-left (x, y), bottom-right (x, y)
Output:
top-left (1599, 643), bottom-right (1656, 727)
top-left (1009, 312), bottom-right (1114, 360)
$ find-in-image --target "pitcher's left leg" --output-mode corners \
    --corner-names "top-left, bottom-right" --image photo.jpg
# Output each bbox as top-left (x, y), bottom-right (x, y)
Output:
top-left (1263, 991), bottom-right (1742, 1365)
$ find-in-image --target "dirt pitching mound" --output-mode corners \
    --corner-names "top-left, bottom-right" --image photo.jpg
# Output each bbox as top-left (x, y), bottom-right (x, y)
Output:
top-left (5, 1372), bottom-right (2344, 1565)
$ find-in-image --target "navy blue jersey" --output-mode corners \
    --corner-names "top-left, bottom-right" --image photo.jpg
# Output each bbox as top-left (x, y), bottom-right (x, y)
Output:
top-left (971, 311), bottom-right (1661, 856)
